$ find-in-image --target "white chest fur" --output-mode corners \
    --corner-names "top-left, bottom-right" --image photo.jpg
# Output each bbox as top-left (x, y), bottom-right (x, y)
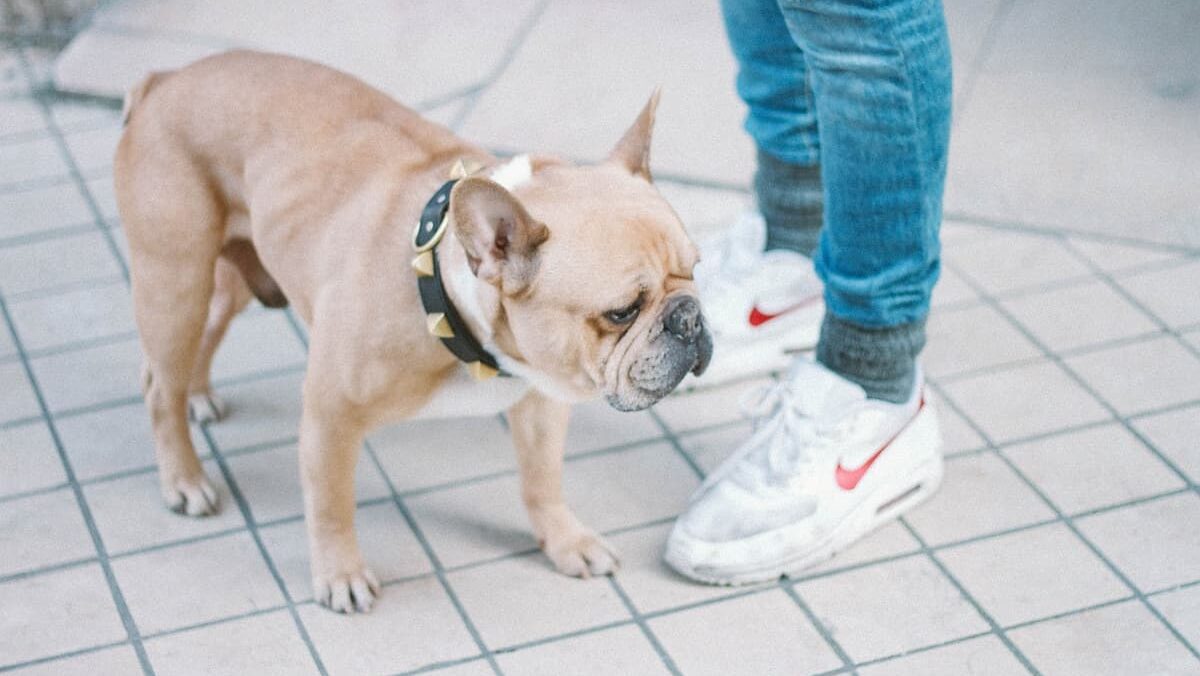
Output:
top-left (409, 368), bottom-right (531, 421)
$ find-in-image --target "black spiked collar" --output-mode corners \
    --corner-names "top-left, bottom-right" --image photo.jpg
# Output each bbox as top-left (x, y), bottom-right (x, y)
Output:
top-left (410, 175), bottom-right (505, 381)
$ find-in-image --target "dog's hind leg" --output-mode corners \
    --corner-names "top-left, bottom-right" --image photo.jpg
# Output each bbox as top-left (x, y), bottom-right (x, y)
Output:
top-left (186, 252), bottom-right (253, 423)
top-left (122, 162), bottom-right (225, 517)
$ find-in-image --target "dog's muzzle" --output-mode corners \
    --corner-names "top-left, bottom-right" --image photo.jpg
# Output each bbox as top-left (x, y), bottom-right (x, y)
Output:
top-left (608, 295), bottom-right (713, 411)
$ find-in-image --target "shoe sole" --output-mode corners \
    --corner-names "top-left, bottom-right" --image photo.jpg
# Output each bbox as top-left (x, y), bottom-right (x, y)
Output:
top-left (665, 453), bottom-right (944, 587)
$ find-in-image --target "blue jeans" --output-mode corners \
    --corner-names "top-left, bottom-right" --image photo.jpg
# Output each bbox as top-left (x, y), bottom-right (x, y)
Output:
top-left (721, 0), bottom-right (952, 329)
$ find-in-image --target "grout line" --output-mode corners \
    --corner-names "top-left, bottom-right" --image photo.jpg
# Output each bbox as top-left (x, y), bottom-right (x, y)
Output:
top-left (646, 408), bottom-right (707, 480)
top-left (15, 51), bottom-right (129, 281)
top-left (279, 308), bottom-right (502, 673)
top-left (0, 554), bottom-right (96, 586)
top-left (1059, 237), bottom-right (1200, 368)
top-left (950, 0), bottom-right (1017, 120)
top-left (0, 220), bottom-right (100, 249)
top-left (898, 518), bottom-right (1043, 675)
top-left (366, 437), bottom-right (504, 675)
top-left (934, 261), bottom-right (1200, 661)
top-left (0, 295), bottom-right (154, 674)
top-left (448, 0), bottom-right (552, 132)
top-left (194, 424), bottom-right (330, 675)
top-left (607, 577), bottom-right (684, 675)
top-left (0, 640), bottom-right (132, 674)
top-left (782, 585), bottom-right (857, 672)
top-left (942, 210), bottom-right (1200, 256)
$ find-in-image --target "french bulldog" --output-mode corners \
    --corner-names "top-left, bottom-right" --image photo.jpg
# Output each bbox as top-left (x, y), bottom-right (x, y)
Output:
top-left (115, 50), bottom-right (712, 613)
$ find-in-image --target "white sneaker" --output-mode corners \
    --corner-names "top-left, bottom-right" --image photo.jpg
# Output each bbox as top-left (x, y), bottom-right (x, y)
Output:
top-left (687, 212), bottom-right (824, 391)
top-left (665, 359), bottom-right (943, 585)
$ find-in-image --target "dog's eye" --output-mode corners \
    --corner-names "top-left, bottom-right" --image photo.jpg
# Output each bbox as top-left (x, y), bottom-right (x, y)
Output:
top-left (605, 301), bottom-right (641, 325)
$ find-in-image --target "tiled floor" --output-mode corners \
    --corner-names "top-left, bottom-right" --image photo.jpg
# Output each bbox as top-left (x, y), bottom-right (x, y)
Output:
top-left (1, 1), bottom-right (1199, 675)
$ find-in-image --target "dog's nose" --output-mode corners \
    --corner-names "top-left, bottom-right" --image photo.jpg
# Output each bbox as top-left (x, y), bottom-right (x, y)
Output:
top-left (664, 296), bottom-right (703, 341)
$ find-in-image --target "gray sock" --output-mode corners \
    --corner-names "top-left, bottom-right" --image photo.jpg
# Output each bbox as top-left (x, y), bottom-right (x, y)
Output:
top-left (816, 314), bottom-right (926, 403)
top-left (754, 149), bottom-right (823, 257)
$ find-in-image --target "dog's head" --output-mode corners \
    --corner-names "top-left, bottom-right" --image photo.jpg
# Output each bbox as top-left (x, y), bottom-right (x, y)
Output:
top-left (448, 92), bottom-right (712, 411)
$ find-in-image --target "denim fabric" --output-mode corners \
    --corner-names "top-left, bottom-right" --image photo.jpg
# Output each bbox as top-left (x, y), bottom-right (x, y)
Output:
top-left (720, 0), bottom-right (952, 329)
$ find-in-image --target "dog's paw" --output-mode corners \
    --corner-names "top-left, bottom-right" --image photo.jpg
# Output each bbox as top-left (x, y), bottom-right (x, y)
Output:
top-left (314, 567), bottom-right (380, 614)
top-left (544, 530), bottom-right (620, 578)
top-left (162, 473), bottom-right (219, 517)
top-left (188, 391), bottom-right (228, 423)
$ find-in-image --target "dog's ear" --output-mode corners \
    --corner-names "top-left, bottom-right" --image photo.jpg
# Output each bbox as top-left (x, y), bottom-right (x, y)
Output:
top-left (607, 88), bottom-right (661, 181)
top-left (450, 177), bottom-right (549, 291)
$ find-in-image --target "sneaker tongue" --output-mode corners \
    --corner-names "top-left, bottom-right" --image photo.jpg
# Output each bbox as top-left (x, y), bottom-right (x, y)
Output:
top-left (784, 359), bottom-right (867, 420)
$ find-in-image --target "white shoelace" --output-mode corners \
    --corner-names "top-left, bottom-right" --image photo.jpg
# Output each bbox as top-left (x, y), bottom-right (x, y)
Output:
top-left (703, 380), bottom-right (854, 491)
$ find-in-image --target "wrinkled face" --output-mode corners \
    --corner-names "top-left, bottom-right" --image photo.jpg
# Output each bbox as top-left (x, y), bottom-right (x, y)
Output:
top-left (494, 164), bottom-right (713, 410)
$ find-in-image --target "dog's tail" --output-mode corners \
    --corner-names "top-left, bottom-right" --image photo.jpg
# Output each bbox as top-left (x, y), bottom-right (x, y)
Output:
top-left (121, 70), bottom-right (173, 127)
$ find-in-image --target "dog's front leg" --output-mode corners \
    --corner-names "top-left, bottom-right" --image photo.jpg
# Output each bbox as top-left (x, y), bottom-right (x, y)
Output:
top-left (509, 390), bottom-right (618, 577)
top-left (299, 397), bottom-right (379, 613)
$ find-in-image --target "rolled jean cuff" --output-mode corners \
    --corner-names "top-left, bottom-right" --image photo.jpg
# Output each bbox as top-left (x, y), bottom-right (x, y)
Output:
top-left (816, 313), bottom-right (926, 403)
top-left (754, 149), bottom-right (823, 257)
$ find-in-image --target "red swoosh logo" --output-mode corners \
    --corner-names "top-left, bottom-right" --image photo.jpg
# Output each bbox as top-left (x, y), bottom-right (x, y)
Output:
top-left (835, 395), bottom-right (925, 491)
top-left (747, 296), bottom-right (821, 327)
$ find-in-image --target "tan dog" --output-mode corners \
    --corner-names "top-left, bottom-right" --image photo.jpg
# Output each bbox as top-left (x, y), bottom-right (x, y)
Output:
top-left (115, 51), bottom-right (712, 614)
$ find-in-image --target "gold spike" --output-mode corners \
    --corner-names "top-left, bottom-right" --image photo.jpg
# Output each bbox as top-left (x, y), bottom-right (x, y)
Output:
top-left (411, 251), bottom-right (435, 277)
top-left (426, 313), bottom-right (454, 338)
top-left (449, 159), bottom-right (468, 179)
top-left (467, 361), bottom-right (499, 381)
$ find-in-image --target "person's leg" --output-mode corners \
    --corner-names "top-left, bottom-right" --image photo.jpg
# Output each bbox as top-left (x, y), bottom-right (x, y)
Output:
top-left (666, 0), bottom-right (951, 585)
top-left (777, 0), bottom-right (952, 402)
top-left (719, 0), bottom-right (823, 256)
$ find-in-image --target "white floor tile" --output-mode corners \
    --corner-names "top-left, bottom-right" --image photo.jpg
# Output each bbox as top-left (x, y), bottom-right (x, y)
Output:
top-left (7, 645), bottom-right (142, 676)
top-left (30, 338), bottom-right (142, 413)
top-left (0, 136), bottom-right (68, 185)
top-left (145, 610), bottom-right (318, 676)
top-left (370, 415), bottom-right (517, 493)
top-left (1118, 260), bottom-right (1200, 329)
top-left (0, 420), bottom-right (63, 497)
top-left (1001, 279), bottom-right (1160, 353)
top-left (0, 361), bottom-right (42, 423)
top-left (205, 372), bottom-right (304, 451)
top-left (796, 556), bottom-right (988, 662)
top-left (1003, 423), bottom-right (1184, 514)
top-left (258, 502), bottom-right (432, 603)
top-left (944, 233), bottom-right (1093, 296)
top-left (225, 443), bottom-right (390, 524)
top-left (605, 523), bottom-right (752, 615)
top-left (0, 231), bottom-right (122, 297)
top-left (497, 625), bottom-right (670, 676)
top-left (111, 532), bottom-right (284, 634)
top-left (924, 304), bottom-right (1041, 379)
top-left (1075, 493), bottom-right (1200, 593)
top-left (1066, 238), bottom-right (1183, 274)
top-left (940, 360), bottom-right (1109, 444)
top-left (408, 443), bottom-right (697, 568)
top-left (0, 182), bottom-right (92, 239)
top-left (938, 523), bottom-right (1128, 626)
top-left (906, 453), bottom-right (1055, 547)
top-left (84, 460), bottom-right (244, 555)
top-left (8, 281), bottom-right (134, 352)
top-left (458, 0), bottom-right (753, 185)
top-left (0, 488), bottom-right (94, 577)
top-left (299, 576), bottom-right (478, 675)
top-left (1132, 403), bottom-right (1200, 483)
top-left (55, 400), bottom-right (164, 481)
top-left (650, 590), bottom-right (842, 676)
top-left (0, 564), bottom-right (126, 667)
top-left (858, 635), bottom-right (1026, 676)
top-left (1065, 336), bottom-right (1200, 415)
top-left (1150, 584), bottom-right (1200, 651)
top-left (446, 553), bottom-right (630, 649)
top-left (1010, 600), bottom-right (1198, 676)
